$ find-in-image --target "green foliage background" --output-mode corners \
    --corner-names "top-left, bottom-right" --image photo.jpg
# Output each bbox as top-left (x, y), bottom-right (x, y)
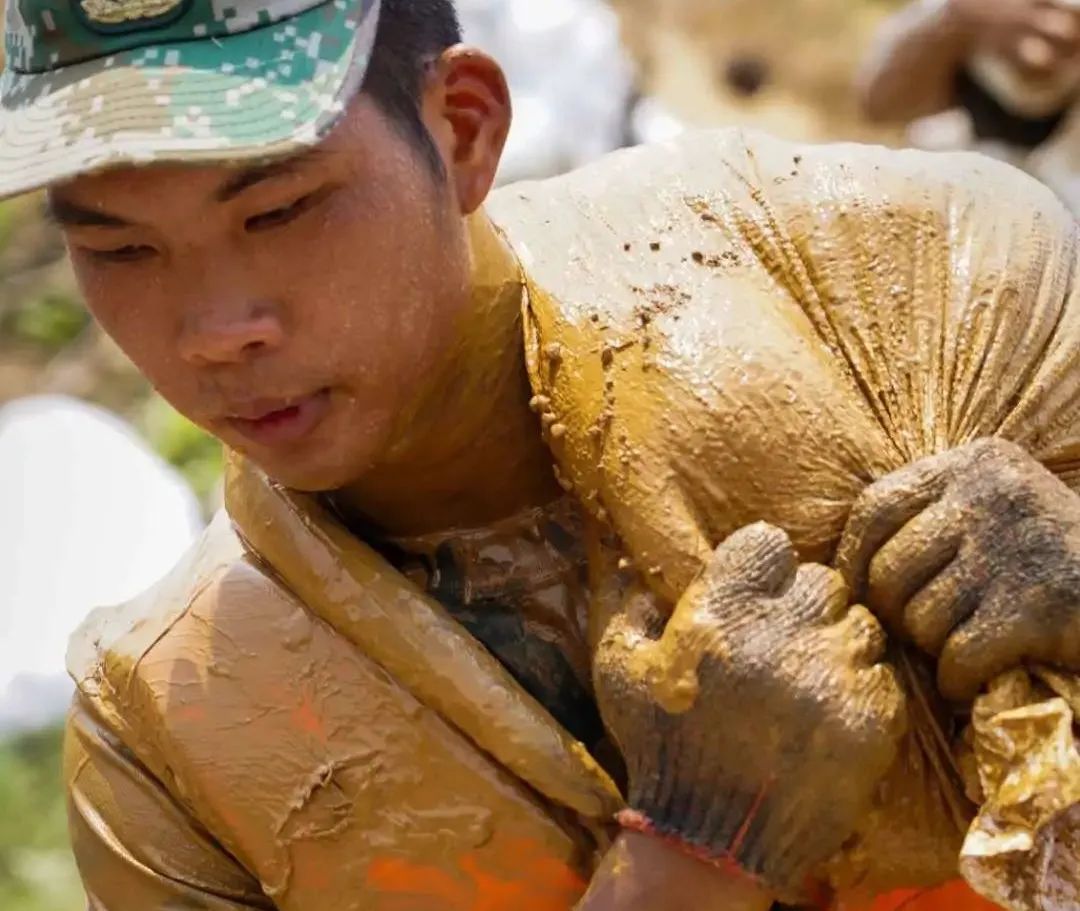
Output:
top-left (0, 727), bottom-right (84, 911)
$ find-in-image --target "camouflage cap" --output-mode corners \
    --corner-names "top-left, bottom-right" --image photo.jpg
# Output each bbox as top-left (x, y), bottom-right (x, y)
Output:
top-left (0, 0), bottom-right (380, 199)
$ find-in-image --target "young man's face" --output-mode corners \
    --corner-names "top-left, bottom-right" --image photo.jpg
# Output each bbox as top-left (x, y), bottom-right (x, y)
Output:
top-left (50, 92), bottom-right (489, 492)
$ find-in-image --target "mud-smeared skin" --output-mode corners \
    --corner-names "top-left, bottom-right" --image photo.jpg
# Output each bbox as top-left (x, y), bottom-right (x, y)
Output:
top-left (65, 460), bottom-right (622, 911)
top-left (591, 523), bottom-right (907, 904)
top-left (488, 127), bottom-right (1080, 905)
top-left (225, 455), bottom-right (622, 829)
top-left (367, 496), bottom-right (608, 753)
top-left (577, 830), bottom-right (773, 911)
top-left (837, 437), bottom-right (1080, 702)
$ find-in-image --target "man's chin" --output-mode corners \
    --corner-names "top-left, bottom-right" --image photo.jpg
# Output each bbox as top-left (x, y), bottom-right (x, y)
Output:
top-left (226, 436), bottom-right (379, 494)
top-left (221, 405), bottom-right (392, 494)
top-left (248, 455), bottom-right (365, 494)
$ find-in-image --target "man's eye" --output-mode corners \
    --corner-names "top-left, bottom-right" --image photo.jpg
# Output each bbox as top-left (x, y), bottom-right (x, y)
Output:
top-left (245, 193), bottom-right (318, 232)
top-left (86, 244), bottom-right (157, 264)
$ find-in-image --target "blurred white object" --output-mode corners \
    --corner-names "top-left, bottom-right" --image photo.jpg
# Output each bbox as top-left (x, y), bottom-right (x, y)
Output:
top-left (907, 107), bottom-right (976, 152)
top-left (458, 0), bottom-right (640, 182)
top-left (0, 396), bottom-right (203, 734)
top-left (631, 96), bottom-right (687, 146)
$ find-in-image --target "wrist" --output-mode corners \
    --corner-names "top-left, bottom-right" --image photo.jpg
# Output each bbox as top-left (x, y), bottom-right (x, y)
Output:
top-left (615, 803), bottom-right (833, 908)
top-left (616, 808), bottom-right (764, 887)
top-left (599, 832), bottom-right (775, 911)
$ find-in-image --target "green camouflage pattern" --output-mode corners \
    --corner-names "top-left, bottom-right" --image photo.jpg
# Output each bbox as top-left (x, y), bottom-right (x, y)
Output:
top-left (0, 0), bottom-right (379, 199)
top-left (7, 0), bottom-right (345, 74)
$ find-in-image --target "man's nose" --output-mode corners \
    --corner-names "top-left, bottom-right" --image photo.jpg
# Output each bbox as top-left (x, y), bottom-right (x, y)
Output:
top-left (178, 306), bottom-right (285, 366)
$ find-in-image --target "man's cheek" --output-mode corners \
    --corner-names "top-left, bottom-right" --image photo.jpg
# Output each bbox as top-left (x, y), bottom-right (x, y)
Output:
top-left (128, 356), bottom-right (204, 426)
top-left (92, 314), bottom-right (156, 371)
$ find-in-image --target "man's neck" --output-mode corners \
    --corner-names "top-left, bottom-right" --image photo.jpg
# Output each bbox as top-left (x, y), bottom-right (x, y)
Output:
top-left (332, 212), bottom-right (561, 537)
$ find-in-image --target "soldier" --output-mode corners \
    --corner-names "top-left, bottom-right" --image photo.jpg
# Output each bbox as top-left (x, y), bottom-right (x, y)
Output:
top-left (859, 0), bottom-right (1080, 213)
top-left (3, 0), bottom-right (1079, 909)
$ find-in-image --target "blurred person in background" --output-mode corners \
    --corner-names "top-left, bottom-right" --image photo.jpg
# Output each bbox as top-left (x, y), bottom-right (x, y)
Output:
top-left (859, 0), bottom-right (1080, 214)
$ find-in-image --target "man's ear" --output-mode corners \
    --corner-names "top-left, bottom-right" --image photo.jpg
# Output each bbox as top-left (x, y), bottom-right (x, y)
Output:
top-left (421, 46), bottom-right (511, 214)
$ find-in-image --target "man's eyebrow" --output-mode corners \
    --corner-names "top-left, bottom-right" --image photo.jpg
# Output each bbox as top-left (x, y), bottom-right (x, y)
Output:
top-left (214, 149), bottom-right (324, 203)
top-left (45, 197), bottom-right (132, 228)
top-left (45, 148), bottom-right (328, 225)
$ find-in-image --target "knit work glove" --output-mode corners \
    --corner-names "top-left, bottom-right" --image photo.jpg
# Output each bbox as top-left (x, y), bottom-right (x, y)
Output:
top-left (593, 523), bottom-right (908, 904)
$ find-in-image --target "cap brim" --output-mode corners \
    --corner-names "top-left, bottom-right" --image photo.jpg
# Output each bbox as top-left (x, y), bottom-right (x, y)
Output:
top-left (0, 0), bottom-right (376, 199)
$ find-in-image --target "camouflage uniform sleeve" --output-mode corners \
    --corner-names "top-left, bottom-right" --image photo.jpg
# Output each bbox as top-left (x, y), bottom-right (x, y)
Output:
top-left (65, 696), bottom-right (274, 911)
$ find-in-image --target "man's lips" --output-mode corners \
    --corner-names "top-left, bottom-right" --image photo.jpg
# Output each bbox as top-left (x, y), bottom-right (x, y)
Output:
top-left (225, 388), bottom-right (332, 447)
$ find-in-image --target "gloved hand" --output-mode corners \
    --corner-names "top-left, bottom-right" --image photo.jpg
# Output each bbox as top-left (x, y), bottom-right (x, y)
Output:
top-left (591, 523), bottom-right (908, 904)
top-left (836, 437), bottom-right (1080, 702)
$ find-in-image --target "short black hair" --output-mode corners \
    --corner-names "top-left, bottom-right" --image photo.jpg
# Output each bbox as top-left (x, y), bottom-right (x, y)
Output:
top-left (362, 0), bottom-right (462, 173)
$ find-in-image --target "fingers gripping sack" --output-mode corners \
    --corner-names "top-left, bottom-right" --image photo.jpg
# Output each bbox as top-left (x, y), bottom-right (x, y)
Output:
top-left (500, 128), bottom-right (1080, 909)
top-left (592, 524), bottom-right (907, 904)
top-left (836, 437), bottom-right (1080, 703)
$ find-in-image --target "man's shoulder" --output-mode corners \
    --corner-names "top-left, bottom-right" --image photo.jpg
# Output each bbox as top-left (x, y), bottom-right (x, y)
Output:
top-left (61, 502), bottom-right (612, 902)
top-left (66, 509), bottom-right (289, 739)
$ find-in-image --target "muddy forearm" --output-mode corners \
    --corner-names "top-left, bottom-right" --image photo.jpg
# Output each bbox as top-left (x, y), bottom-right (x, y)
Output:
top-left (576, 833), bottom-right (774, 911)
top-left (858, 0), bottom-right (971, 122)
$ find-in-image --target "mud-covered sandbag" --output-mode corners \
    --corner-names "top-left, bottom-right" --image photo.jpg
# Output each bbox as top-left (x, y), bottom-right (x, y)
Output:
top-left (488, 128), bottom-right (1080, 908)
